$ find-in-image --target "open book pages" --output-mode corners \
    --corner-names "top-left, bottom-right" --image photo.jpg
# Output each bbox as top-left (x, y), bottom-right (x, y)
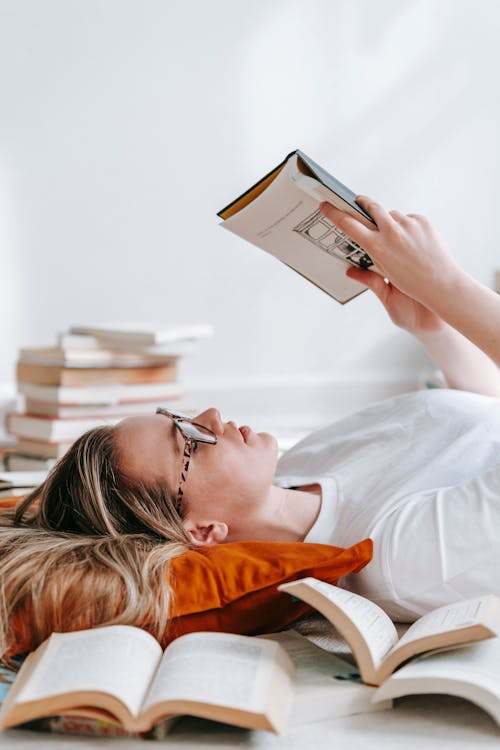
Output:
top-left (262, 631), bottom-right (391, 724)
top-left (138, 631), bottom-right (293, 734)
top-left (279, 579), bottom-right (500, 686)
top-left (279, 578), bottom-right (398, 685)
top-left (373, 638), bottom-right (500, 726)
top-left (377, 596), bottom-right (500, 682)
top-left (0, 627), bottom-right (294, 735)
top-left (218, 150), bottom-right (380, 304)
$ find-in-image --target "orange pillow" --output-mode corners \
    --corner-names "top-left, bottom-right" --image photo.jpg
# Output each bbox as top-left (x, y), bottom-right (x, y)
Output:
top-left (1, 495), bottom-right (372, 652)
top-left (163, 538), bottom-right (372, 645)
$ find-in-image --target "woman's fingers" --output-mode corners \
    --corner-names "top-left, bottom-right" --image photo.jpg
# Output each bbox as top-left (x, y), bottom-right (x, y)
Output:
top-left (320, 195), bottom-right (401, 259)
top-left (346, 266), bottom-right (389, 302)
top-left (319, 202), bottom-right (375, 248)
top-left (355, 195), bottom-right (394, 230)
top-left (389, 209), bottom-right (407, 223)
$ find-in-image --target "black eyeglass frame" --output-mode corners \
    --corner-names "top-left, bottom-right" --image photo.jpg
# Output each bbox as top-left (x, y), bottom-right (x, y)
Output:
top-left (155, 407), bottom-right (218, 510)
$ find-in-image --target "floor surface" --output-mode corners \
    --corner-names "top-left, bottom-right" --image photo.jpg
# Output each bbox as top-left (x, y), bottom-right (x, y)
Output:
top-left (0, 696), bottom-right (498, 749)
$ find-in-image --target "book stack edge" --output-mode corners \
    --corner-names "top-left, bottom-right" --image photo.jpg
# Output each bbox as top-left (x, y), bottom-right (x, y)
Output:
top-left (3, 324), bottom-right (213, 475)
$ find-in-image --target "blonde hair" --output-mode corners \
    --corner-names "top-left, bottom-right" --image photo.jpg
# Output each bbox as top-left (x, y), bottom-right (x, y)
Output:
top-left (0, 426), bottom-right (192, 666)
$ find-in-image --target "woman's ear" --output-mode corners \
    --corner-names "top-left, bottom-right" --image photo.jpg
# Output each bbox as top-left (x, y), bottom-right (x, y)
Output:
top-left (182, 519), bottom-right (229, 547)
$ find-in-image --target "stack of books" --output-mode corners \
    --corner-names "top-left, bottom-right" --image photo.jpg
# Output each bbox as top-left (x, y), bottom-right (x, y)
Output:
top-left (4, 323), bottom-right (213, 471)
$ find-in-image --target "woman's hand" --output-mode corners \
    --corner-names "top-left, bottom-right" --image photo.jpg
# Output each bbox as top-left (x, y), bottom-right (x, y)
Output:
top-left (321, 196), bottom-right (500, 367)
top-left (345, 266), bottom-right (445, 338)
top-left (320, 197), bottom-right (461, 309)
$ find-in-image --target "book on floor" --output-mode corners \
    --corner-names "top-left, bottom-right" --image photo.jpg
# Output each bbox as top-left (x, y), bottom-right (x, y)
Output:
top-left (372, 637), bottom-right (500, 726)
top-left (6, 413), bottom-right (123, 443)
top-left (17, 381), bottom-right (183, 405)
top-left (218, 149), bottom-right (380, 304)
top-left (18, 346), bottom-right (181, 368)
top-left (3, 454), bottom-right (56, 472)
top-left (11, 439), bottom-right (73, 460)
top-left (57, 332), bottom-right (200, 357)
top-left (260, 631), bottom-right (391, 725)
top-left (0, 630), bottom-right (391, 740)
top-left (279, 579), bottom-right (500, 686)
top-left (22, 398), bottom-right (184, 419)
top-left (0, 659), bottom-right (173, 740)
top-left (0, 626), bottom-right (293, 735)
top-left (16, 362), bottom-right (177, 387)
top-left (0, 471), bottom-right (48, 490)
top-left (69, 323), bottom-right (214, 348)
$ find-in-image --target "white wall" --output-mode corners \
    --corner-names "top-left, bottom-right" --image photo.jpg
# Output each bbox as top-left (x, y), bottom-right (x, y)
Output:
top-left (0, 0), bottom-right (498, 403)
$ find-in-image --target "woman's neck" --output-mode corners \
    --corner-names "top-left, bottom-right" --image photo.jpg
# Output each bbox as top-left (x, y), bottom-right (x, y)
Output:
top-left (227, 484), bottom-right (322, 543)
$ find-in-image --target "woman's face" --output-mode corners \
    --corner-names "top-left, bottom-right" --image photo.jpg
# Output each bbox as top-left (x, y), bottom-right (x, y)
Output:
top-left (114, 407), bottom-right (279, 544)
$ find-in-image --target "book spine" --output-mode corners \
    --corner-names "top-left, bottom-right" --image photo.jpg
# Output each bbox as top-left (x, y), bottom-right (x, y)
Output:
top-left (16, 363), bottom-right (178, 386)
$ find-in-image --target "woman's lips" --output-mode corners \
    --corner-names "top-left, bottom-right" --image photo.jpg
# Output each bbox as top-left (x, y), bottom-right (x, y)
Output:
top-left (239, 425), bottom-right (251, 443)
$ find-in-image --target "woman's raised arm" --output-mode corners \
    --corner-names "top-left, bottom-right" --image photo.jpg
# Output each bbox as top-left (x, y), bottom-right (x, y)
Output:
top-left (346, 266), bottom-right (500, 397)
top-left (320, 198), bottom-right (500, 367)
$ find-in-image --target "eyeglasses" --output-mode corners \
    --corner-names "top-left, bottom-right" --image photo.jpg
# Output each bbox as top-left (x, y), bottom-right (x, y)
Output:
top-left (156, 407), bottom-right (218, 510)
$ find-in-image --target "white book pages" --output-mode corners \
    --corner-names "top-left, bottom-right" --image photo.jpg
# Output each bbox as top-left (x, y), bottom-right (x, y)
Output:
top-left (391, 597), bottom-right (495, 654)
top-left (143, 633), bottom-right (279, 715)
top-left (280, 579), bottom-right (398, 672)
top-left (15, 626), bottom-right (162, 719)
top-left (262, 631), bottom-right (391, 724)
top-left (374, 639), bottom-right (500, 725)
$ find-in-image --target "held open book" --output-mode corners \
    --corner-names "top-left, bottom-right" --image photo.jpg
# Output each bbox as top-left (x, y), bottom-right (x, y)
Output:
top-left (217, 150), bottom-right (379, 304)
top-left (279, 579), bottom-right (500, 687)
top-left (0, 627), bottom-right (293, 735)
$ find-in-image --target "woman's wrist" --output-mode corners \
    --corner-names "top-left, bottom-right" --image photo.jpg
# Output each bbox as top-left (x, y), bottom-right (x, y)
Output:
top-left (413, 318), bottom-right (453, 346)
top-left (420, 263), bottom-right (469, 315)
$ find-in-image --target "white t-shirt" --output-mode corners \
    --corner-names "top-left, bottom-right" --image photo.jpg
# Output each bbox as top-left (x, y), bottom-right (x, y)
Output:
top-left (274, 389), bottom-right (500, 621)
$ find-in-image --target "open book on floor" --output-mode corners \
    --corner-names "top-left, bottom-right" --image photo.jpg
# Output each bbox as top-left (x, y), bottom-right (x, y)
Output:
top-left (0, 627), bottom-right (293, 735)
top-left (218, 150), bottom-right (380, 304)
top-left (261, 631), bottom-right (392, 725)
top-left (279, 579), bottom-right (500, 686)
top-left (371, 637), bottom-right (500, 725)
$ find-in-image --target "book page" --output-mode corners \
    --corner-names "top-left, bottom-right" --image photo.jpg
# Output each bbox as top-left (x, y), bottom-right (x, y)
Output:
top-left (376, 638), bottom-right (500, 724)
top-left (289, 580), bottom-right (398, 669)
top-left (143, 632), bottom-right (280, 714)
top-left (395, 639), bottom-right (500, 697)
top-left (221, 156), bottom-right (366, 304)
top-left (263, 630), bottom-right (361, 686)
top-left (391, 597), bottom-right (493, 653)
top-left (15, 626), bottom-right (162, 719)
top-left (262, 631), bottom-right (388, 724)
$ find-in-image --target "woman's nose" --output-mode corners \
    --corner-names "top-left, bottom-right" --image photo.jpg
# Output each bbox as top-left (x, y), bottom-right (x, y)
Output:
top-left (194, 407), bottom-right (224, 436)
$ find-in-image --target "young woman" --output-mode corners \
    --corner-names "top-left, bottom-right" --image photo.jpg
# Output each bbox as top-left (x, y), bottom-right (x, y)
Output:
top-left (1, 198), bottom-right (499, 662)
